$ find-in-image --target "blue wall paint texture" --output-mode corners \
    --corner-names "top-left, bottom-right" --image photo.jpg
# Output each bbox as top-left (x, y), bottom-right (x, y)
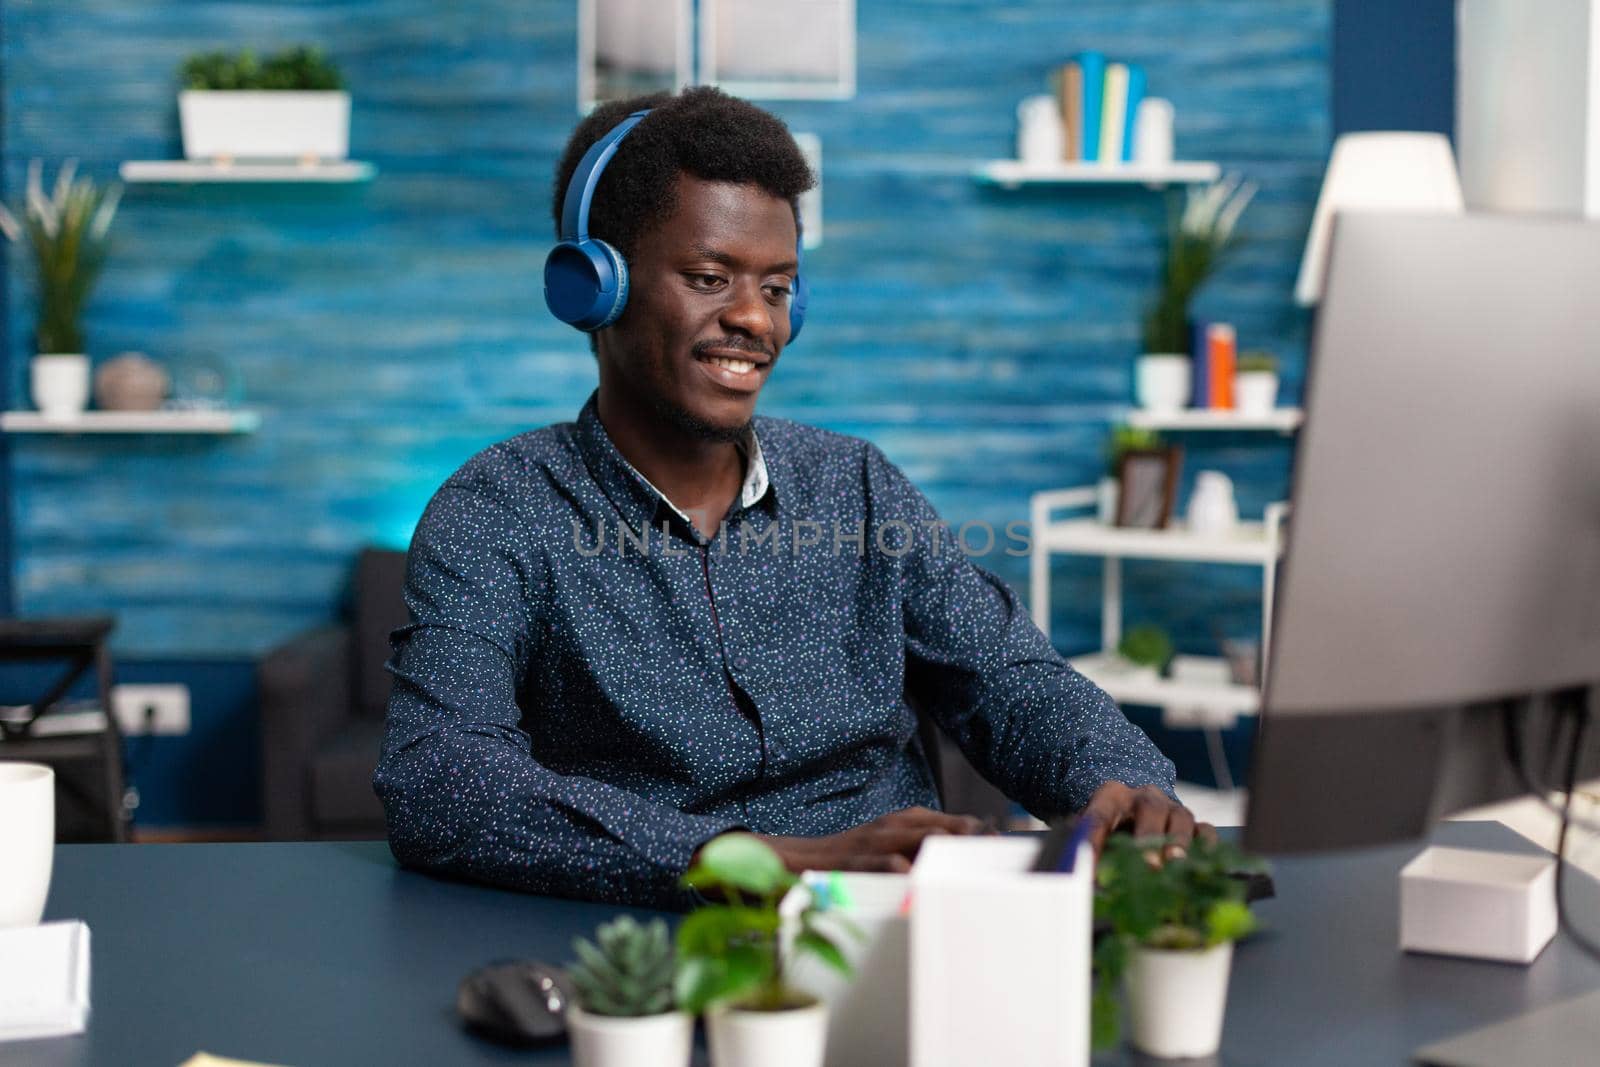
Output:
top-left (3, 1), bottom-right (1330, 821)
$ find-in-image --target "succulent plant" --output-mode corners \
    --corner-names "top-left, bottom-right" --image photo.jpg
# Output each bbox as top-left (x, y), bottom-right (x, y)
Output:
top-left (1237, 351), bottom-right (1279, 374)
top-left (1118, 625), bottom-right (1174, 671)
top-left (181, 46), bottom-right (344, 91)
top-left (568, 916), bottom-right (676, 1017)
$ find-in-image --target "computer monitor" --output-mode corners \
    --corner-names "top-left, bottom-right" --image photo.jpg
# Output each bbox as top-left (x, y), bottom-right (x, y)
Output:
top-left (1245, 211), bottom-right (1600, 854)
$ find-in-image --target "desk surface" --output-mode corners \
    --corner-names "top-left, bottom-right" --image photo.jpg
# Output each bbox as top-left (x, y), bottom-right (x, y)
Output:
top-left (13, 821), bottom-right (1600, 1066)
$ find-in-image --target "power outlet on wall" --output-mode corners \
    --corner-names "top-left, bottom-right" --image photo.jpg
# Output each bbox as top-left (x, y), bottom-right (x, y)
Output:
top-left (110, 684), bottom-right (191, 735)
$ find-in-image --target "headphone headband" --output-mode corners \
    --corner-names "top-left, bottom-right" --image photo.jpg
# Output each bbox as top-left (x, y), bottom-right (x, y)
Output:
top-left (560, 108), bottom-right (651, 243)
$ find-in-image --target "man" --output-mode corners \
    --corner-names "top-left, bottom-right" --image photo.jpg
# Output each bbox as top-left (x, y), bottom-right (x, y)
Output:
top-left (374, 87), bottom-right (1202, 908)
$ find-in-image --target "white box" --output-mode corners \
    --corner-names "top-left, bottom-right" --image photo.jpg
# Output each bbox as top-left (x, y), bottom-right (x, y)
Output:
top-left (0, 920), bottom-right (91, 1043)
top-left (1399, 846), bottom-right (1557, 964)
top-left (909, 836), bottom-right (1093, 1067)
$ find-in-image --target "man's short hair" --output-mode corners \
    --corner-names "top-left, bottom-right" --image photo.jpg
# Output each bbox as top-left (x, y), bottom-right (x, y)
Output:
top-left (551, 86), bottom-right (816, 268)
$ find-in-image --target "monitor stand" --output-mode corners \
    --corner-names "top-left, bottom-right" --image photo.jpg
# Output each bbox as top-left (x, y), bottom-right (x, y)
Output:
top-left (1414, 988), bottom-right (1600, 1066)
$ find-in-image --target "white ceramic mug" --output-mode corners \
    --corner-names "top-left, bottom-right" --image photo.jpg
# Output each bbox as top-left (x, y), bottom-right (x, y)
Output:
top-left (0, 762), bottom-right (55, 927)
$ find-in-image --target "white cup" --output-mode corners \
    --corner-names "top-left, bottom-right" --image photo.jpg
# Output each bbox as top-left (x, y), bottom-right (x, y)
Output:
top-left (0, 762), bottom-right (55, 927)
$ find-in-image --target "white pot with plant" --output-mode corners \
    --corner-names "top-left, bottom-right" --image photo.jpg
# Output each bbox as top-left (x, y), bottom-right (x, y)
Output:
top-left (566, 916), bottom-right (692, 1067)
top-left (1111, 625), bottom-right (1173, 686)
top-left (1093, 834), bottom-right (1267, 1059)
top-left (676, 834), bottom-right (855, 1067)
top-left (179, 47), bottom-right (349, 162)
top-left (0, 160), bottom-right (122, 419)
top-left (1235, 351), bottom-right (1280, 417)
top-left (1137, 176), bottom-right (1257, 412)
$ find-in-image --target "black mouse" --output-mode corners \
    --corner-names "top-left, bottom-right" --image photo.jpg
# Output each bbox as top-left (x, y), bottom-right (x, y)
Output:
top-left (457, 959), bottom-right (577, 1047)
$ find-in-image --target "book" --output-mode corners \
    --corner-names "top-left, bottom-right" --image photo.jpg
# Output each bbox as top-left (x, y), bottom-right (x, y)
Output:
top-left (1060, 62), bottom-right (1084, 161)
top-left (1190, 318), bottom-right (1212, 408)
top-left (1207, 323), bottom-right (1238, 410)
top-left (1100, 62), bottom-right (1129, 164)
top-left (1121, 64), bottom-right (1147, 162)
top-left (1075, 51), bottom-right (1106, 162)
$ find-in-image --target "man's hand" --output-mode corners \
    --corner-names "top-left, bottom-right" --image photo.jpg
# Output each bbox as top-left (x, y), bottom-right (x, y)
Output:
top-left (1082, 781), bottom-right (1218, 861)
top-left (763, 807), bottom-right (991, 874)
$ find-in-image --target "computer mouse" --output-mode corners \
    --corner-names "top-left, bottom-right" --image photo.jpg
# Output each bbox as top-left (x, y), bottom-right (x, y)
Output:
top-left (456, 959), bottom-right (576, 1047)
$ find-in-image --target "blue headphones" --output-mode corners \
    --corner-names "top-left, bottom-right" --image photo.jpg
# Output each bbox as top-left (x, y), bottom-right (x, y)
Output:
top-left (543, 108), bottom-right (808, 342)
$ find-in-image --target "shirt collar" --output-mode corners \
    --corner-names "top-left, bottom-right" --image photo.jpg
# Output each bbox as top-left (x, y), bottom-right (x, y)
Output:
top-left (572, 391), bottom-right (773, 532)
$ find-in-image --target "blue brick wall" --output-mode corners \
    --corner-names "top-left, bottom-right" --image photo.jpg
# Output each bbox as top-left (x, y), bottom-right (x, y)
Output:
top-left (4, 0), bottom-right (1326, 670)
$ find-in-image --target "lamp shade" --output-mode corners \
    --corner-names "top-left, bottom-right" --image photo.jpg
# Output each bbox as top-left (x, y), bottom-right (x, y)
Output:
top-left (1294, 132), bottom-right (1465, 305)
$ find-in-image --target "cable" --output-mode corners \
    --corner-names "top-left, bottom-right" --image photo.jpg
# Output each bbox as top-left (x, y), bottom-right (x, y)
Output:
top-left (1553, 689), bottom-right (1600, 962)
top-left (1500, 695), bottom-right (1600, 837)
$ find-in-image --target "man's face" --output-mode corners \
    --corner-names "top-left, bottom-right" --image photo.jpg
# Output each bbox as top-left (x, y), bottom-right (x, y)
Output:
top-left (598, 174), bottom-right (798, 442)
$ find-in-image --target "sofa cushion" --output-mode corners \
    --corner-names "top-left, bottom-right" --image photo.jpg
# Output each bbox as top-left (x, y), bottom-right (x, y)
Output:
top-left (310, 719), bottom-right (387, 832)
top-left (353, 548), bottom-right (410, 721)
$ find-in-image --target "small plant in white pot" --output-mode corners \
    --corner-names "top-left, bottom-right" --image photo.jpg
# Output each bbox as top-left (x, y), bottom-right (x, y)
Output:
top-left (1235, 351), bottom-right (1280, 417)
top-left (1112, 625), bottom-right (1173, 686)
top-left (676, 834), bottom-right (854, 1067)
top-left (1137, 176), bottom-right (1257, 413)
top-left (566, 915), bottom-right (691, 1067)
top-left (179, 46), bottom-right (349, 163)
top-left (0, 160), bottom-right (122, 419)
top-left (1093, 833), bottom-right (1266, 1059)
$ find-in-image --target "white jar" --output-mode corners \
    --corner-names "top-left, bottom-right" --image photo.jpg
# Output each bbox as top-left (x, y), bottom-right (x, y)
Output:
top-left (1016, 95), bottom-right (1064, 166)
top-left (1187, 471), bottom-right (1239, 535)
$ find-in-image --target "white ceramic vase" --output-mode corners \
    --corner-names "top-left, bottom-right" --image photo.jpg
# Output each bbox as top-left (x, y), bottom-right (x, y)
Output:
top-left (1124, 942), bottom-right (1234, 1059)
top-left (566, 1006), bottom-right (693, 1067)
top-left (707, 1000), bottom-right (829, 1067)
top-left (30, 354), bottom-right (91, 419)
top-left (1236, 371), bottom-right (1280, 417)
top-left (0, 762), bottom-right (55, 927)
top-left (1186, 471), bottom-right (1240, 536)
top-left (1135, 354), bottom-right (1193, 413)
top-left (179, 90), bottom-right (351, 161)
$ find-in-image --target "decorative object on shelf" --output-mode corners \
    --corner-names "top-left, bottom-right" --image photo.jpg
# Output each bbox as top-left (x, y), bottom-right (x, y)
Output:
top-left (699, 0), bottom-right (856, 101)
top-left (1092, 833), bottom-right (1267, 1057)
top-left (567, 916), bottom-right (692, 1067)
top-left (676, 834), bottom-right (853, 1067)
top-left (1295, 132), bottom-right (1463, 305)
top-left (1234, 351), bottom-right (1279, 416)
top-left (92, 353), bottom-right (169, 412)
top-left (178, 46), bottom-right (349, 163)
top-left (1132, 97), bottom-right (1176, 167)
top-left (1102, 425), bottom-right (1163, 522)
top-left (1220, 635), bottom-right (1260, 687)
top-left (1186, 471), bottom-right (1239, 536)
top-left (1114, 446), bottom-right (1182, 529)
top-left (1140, 176), bottom-right (1257, 412)
top-left (166, 352), bottom-right (243, 411)
top-left (1017, 94), bottom-right (1065, 166)
top-left (1116, 625), bottom-right (1174, 682)
top-left (0, 160), bottom-right (122, 419)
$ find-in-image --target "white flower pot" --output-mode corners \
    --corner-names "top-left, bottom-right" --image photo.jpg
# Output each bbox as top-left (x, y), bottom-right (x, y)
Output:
top-left (1235, 371), bottom-right (1280, 417)
top-left (566, 1006), bottom-right (693, 1067)
top-left (179, 90), bottom-right (351, 161)
top-left (30, 354), bottom-right (91, 419)
top-left (1135, 353), bottom-right (1193, 413)
top-left (1124, 942), bottom-right (1233, 1059)
top-left (0, 763), bottom-right (54, 927)
top-left (707, 1000), bottom-right (829, 1067)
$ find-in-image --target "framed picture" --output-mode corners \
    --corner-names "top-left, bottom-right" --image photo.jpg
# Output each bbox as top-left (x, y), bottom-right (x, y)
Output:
top-left (1115, 447), bottom-right (1183, 529)
top-left (698, 0), bottom-right (856, 100)
top-left (578, 0), bottom-right (694, 113)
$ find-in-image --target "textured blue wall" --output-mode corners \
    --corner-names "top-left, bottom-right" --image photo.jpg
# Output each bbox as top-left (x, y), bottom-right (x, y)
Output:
top-left (4, 0), bottom-right (1327, 664)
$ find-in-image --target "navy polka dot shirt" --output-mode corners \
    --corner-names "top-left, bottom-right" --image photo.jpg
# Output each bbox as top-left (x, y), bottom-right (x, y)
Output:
top-left (374, 392), bottom-right (1176, 908)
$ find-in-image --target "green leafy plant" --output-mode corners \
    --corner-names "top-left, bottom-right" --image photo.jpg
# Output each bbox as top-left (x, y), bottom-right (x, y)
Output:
top-left (181, 46), bottom-right (344, 91)
top-left (1091, 834), bottom-right (1266, 1050)
top-left (568, 916), bottom-right (677, 1017)
top-left (0, 160), bottom-right (122, 354)
top-left (1237, 351), bottom-right (1278, 375)
top-left (1104, 425), bottom-right (1164, 478)
top-left (1117, 625), bottom-right (1174, 672)
top-left (675, 834), bottom-right (854, 1014)
top-left (1142, 175), bottom-right (1257, 354)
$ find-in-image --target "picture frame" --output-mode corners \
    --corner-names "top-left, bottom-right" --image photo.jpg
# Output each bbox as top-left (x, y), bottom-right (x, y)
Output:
top-left (577, 0), bottom-right (695, 113)
top-left (1114, 447), bottom-right (1183, 529)
top-left (698, 0), bottom-right (857, 100)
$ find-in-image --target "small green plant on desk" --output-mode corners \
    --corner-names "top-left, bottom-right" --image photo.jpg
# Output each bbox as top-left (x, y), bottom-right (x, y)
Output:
top-left (1092, 833), bottom-right (1267, 1056)
top-left (1117, 625), bottom-right (1175, 675)
top-left (181, 46), bottom-right (344, 90)
top-left (567, 916), bottom-right (692, 1067)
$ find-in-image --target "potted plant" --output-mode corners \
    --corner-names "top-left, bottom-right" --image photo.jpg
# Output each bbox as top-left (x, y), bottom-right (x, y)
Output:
top-left (0, 160), bottom-right (122, 419)
top-left (1101, 425), bottom-right (1164, 521)
top-left (1235, 351), bottom-right (1280, 417)
top-left (1138, 175), bottom-right (1257, 413)
top-left (566, 915), bottom-right (692, 1067)
top-left (178, 46), bottom-right (349, 163)
top-left (1113, 624), bottom-right (1173, 684)
top-left (1093, 833), bottom-right (1266, 1059)
top-left (676, 834), bottom-right (854, 1067)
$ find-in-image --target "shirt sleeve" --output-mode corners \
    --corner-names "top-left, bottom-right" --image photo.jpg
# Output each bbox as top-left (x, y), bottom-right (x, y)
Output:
top-left (372, 483), bottom-right (743, 909)
top-left (864, 446), bottom-right (1178, 817)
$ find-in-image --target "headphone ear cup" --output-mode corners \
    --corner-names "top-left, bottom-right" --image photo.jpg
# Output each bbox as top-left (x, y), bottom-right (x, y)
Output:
top-left (543, 238), bottom-right (629, 332)
top-left (788, 272), bottom-right (809, 343)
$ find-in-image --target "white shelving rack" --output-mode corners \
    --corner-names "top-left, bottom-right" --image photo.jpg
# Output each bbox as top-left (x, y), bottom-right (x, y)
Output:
top-left (1, 410), bottom-right (261, 434)
top-left (974, 159), bottom-right (1222, 190)
top-left (1123, 407), bottom-right (1304, 433)
top-left (1028, 486), bottom-right (1289, 729)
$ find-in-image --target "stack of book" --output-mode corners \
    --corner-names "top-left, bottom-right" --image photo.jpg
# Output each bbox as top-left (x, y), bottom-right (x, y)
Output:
top-left (1050, 52), bottom-right (1146, 164)
top-left (1191, 321), bottom-right (1237, 409)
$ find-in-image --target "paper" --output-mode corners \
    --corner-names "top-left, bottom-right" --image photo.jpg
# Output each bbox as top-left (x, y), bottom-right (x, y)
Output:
top-left (179, 1055), bottom-right (294, 1067)
top-left (0, 920), bottom-right (90, 1043)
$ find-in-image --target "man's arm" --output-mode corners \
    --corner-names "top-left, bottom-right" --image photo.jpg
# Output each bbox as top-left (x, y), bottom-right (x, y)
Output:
top-left (373, 484), bottom-right (743, 908)
top-left (864, 445), bottom-right (1194, 843)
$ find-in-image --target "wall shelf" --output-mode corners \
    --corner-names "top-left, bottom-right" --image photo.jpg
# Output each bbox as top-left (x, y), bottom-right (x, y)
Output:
top-left (1068, 651), bottom-right (1260, 723)
top-left (1124, 407), bottom-right (1304, 433)
top-left (119, 160), bottom-right (376, 184)
top-left (1, 410), bottom-right (262, 435)
top-left (974, 159), bottom-right (1221, 189)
